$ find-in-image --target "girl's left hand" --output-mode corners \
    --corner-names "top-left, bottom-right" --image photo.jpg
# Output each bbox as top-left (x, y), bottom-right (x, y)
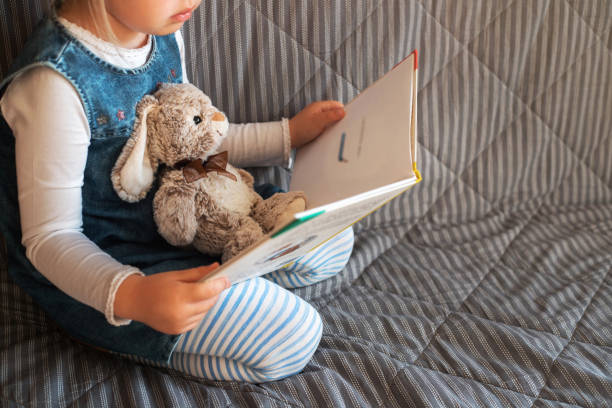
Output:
top-left (289, 101), bottom-right (345, 148)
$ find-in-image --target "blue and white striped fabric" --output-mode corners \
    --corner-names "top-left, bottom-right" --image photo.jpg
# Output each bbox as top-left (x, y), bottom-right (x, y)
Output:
top-left (169, 278), bottom-right (322, 383)
top-left (2, 1), bottom-right (612, 407)
top-left (265, 227), bottom-right (354, 288)
top-left (167, 227), bottom-right (353, 382)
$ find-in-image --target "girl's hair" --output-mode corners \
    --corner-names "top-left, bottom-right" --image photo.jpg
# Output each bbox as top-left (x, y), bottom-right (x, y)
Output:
top-left (86, 0), bottom-right (118, 44)
top-left (55, 0), bottom-right (118, 44)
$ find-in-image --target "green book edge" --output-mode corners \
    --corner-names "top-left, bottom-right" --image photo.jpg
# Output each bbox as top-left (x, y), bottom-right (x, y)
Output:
top-left (271, 210), bottom-right (325, 238)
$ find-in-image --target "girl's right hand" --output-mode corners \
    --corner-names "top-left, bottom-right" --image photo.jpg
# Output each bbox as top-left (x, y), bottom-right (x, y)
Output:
top-left (113, 263), bottom-right (229, 334)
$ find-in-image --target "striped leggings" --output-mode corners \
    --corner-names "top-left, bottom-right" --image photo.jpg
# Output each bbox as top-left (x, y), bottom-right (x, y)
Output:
top-left (167, 227), bottom-right (354, 383)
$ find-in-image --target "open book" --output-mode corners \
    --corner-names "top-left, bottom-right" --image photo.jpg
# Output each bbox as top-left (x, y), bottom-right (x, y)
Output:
top-left (205, 50), bottom-right (421, 284)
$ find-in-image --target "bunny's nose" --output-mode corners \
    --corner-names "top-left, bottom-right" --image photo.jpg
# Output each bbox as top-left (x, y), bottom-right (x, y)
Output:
top-left (212, 112), bottom-right (225, 121)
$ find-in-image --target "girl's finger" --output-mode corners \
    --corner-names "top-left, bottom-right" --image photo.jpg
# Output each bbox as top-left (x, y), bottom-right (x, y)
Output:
top-left (183, 312), bottom-right (209, 331)
top-left (184, 297), bottom-right (221, 323)
top-left (320, 108), bottom-right (345, 123)
top-left (176, 263), bottom-right (220, 282)
top-left (306, 100), bottom-right (344, 112)
top-left (181, 319), bottom-right (201, 334)
top-left (320, 100), bottom-right (344, 110)
top-left (180, 293), bottom-right (220, 320)
top-left (191, 278), bottom-right (229, 301)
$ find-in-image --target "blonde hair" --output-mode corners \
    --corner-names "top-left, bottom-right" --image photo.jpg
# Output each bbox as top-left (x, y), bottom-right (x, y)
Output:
top-left (56, 0), bottom-right (118, 44)
top-left (87, 0), bottom-right (118, 44)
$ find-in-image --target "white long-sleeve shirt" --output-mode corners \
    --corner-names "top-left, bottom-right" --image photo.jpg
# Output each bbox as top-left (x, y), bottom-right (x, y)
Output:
top-left (0, 18), bottom-right (291, 325)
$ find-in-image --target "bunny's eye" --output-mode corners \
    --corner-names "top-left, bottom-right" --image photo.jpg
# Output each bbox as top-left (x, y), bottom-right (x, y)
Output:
top-left (193, 116), bottom-right (202, 124)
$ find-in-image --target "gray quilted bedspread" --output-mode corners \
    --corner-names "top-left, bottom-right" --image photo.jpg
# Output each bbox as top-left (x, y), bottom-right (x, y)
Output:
top-left (1, 1), bottom-right (611, 407)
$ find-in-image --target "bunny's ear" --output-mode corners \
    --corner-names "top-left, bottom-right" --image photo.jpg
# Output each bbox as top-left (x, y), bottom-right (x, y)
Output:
top-left (111, 95), bottom-right (160, 202)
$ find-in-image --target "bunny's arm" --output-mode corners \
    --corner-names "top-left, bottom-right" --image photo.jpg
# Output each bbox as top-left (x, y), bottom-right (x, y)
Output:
top-left (236, 168), bottom-right (254, 187)
top-left (153, 171), bottom-right (199, 246)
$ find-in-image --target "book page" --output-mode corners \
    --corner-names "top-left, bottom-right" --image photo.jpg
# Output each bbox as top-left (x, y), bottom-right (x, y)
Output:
top-left (290, 52), bottom-right (417, 209)
top-left (202, 51), bottom-right (420, 285)
top-left (206, 179), bottom-right (417, 284)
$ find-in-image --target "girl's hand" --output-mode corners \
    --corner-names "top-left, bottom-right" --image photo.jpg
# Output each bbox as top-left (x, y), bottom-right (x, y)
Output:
top-left (114, 263), bottom-right (229, 334)
top-left (289, 101), bottom-right (346, 148)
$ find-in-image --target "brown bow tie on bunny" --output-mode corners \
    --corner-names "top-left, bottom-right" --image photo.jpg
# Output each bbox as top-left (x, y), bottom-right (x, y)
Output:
top-left (111, 83), bottom-right (306, 262)
top-left (174, 151), bottom-right (237, 183)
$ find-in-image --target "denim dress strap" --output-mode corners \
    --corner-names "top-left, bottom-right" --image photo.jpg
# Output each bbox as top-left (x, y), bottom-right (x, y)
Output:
top-left (0, 18), bottom-right (216, 362)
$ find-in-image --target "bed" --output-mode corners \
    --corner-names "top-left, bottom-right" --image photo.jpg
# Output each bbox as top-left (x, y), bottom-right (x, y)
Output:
top-left (1, 1), bottom-right (611, 406)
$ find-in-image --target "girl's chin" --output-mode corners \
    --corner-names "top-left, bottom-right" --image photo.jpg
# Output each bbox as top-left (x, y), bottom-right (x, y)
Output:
top-left (152, 22), bottom-right (186, 36)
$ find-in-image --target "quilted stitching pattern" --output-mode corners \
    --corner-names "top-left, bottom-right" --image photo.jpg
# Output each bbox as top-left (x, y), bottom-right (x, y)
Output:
top-left (1, 1), bottom-right (611, 406)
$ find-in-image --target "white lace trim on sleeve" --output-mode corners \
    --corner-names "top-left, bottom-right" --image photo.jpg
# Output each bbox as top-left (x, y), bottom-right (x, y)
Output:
top-left (281, 117), bottom-right (292, 169)
top-left (105, 267), bottom-right (145, 326)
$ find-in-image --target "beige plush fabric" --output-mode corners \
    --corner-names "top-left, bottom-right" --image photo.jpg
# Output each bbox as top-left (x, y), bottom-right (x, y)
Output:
top-left (111, 83), bottom-right (305, 261)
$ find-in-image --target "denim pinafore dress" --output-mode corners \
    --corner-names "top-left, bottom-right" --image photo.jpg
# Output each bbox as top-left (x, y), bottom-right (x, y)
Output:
top-left (0, 19), bottom-right (218, 362)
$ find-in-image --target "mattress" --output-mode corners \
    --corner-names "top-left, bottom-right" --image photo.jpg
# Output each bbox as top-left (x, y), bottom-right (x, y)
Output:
top-left (1, 1), bottom-right (611, 406)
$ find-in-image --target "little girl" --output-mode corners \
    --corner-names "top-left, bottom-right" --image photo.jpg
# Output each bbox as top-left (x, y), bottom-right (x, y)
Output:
top-left (0, 0), bottom-right (354, 383)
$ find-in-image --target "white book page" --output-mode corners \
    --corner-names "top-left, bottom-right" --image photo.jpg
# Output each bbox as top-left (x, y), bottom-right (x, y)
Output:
top-left (202, 52), bottom-right (421, 285)
top-left (205, 178), bottom-right (418, 284)
top-left (290, 52), bottom-right (416, 209)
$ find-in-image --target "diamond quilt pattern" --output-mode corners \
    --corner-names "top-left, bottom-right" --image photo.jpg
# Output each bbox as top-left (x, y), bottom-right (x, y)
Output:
top-left (1, 1), bottom-right (611, 407)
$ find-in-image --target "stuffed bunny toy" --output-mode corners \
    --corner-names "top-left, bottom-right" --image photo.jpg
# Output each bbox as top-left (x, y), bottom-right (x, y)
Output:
top-left (111, 83), bottom-right (306, 262)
